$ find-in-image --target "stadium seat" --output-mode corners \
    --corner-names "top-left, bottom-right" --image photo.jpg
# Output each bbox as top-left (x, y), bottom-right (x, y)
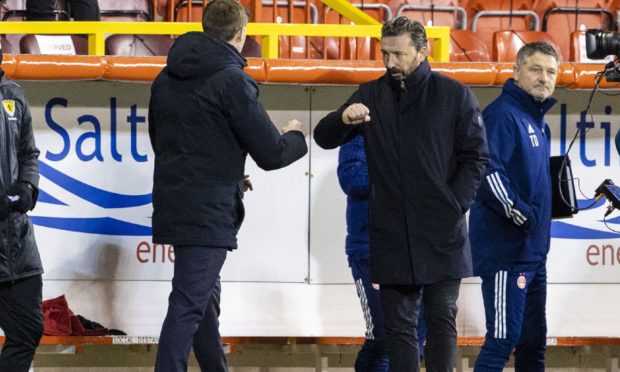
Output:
top-left (395, 0), bottom-right (467, 29)
top-left (99, 0), bottom-right (153, 21)
top-left (321, 1), bottom-right (389, 60)
top-left (19, 34), bottom-right (88, 55)
top-left (536, 0), bottom-right (614, 61)
top-left (492, 30), bottom-right (561, 62)
top-left (0, 0), bottom-right (69, 54)
top-left (105, 34), bottom-right (174, 56)
top-left (449, 29), bottom-right (490, 61)
top-left (467, 0), bottom-right (539, 57)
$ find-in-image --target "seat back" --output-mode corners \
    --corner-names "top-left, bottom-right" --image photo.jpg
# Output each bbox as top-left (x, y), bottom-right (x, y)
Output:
top-left (19, 34), bottom-right (88, 55)
top-left (449, 29), bottom-right (490, 61)
top-left (467, 0), bottom-right (539, 55)
top-left (395, 0), bottom-right (466, 28)
top-left (105, 34), bottom-right (174, 56)
top-left (492, 30), bottom-right (561, 62)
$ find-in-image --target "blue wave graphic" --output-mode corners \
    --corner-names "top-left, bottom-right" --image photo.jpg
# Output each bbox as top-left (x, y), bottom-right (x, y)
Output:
top-left (38, 160), bottom-right (151, 208)
top-left (31, 216), bottom-right (151, 236)
top-left (551, 221), bottom-right (620, 239)
top-left (37, 189), bottom-right (66, 205)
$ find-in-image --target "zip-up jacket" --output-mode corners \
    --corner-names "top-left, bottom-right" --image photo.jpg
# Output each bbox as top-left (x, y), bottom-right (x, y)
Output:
top-left (149, 32), bottom-right (308, 248)
top-left (337, 134), bottom-right (369, 257)
top-left (469, 78), bottom-right (556, 276)
top-left (0, 71), bottom-right (42, 283)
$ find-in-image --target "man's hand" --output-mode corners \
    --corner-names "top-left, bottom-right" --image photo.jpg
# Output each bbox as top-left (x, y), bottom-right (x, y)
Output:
top-left (8, 182), bottom-right (34, 214)
top-left (0, 195), bottom-right (11, 220)
top-left (282, 119), bottom-right (306, 136)
top-left (342, 103), bottom-right (371, 125)
top-left (243, 175), bottom-right (253, 192)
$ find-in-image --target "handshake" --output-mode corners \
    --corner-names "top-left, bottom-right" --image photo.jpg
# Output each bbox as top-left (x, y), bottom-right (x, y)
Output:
top-left (0, 182), bottom-right (34, 220)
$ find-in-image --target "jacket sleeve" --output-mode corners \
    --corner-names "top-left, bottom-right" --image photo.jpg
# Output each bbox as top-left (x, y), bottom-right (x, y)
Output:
top-left (225, 74), bottom-right (308, 171)
top-left (17, 96), bottom-right (40, 197)
top-left (337, 135), bottom-right (368, 199)
top-left (313, 90), bottom-right (362, 149)
top-left (477, 108), bottom-right (536, 230)
top-left (450, 87), bottom-right (489, 213)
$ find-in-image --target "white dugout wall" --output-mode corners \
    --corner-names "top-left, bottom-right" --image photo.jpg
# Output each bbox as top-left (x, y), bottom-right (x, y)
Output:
top-left (6, 80), bottom-right (620, 338)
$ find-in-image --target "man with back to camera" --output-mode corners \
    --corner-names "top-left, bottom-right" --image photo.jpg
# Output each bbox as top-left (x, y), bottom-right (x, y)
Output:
top-left (148, 0), bottom-right (308, 370)
top-left (468, 41), bottom-right (559, 371)
top-left (0, 47), bottom-right (44, 372)
top-left (314, 16), bottom-right (488, 371)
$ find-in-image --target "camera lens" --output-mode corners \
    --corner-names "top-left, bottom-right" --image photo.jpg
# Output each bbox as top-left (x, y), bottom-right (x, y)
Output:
top-left (586, 29), bottom-right (620, 59)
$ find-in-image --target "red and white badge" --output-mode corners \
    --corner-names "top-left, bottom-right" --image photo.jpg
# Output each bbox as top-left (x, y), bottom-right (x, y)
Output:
top-left (517, 275), bottom-right (527, 289)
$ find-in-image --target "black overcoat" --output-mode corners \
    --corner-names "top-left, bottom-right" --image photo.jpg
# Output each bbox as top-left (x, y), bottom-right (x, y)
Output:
top-left (314, 61), bottom-right (488, 284)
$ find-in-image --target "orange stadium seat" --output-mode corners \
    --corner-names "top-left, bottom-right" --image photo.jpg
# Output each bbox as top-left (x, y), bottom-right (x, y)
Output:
top-left (466, 0), bottom-right (539, 58)
top-left (536, 0), bottom-right (614, 61)
top-left (492, 30), bottom-right (561, 62)
top-left (321, 1), bottom-right (391, 60)
top-left (449, 29), bottom-right (490, 61)
top-left (395, 0), bottom-right (467, 29)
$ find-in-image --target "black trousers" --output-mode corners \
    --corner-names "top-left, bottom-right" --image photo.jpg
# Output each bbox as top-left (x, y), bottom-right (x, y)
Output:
top-left (0, 274), bottom-right (44, 372)
top-left (155, 246), bottom-right (228, 372)
top-left (381, 279), bottom-right (461, 372)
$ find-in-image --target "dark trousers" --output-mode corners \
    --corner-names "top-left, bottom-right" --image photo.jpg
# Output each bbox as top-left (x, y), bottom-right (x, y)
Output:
top-left (381, 279), bottom-right (460, 372)
top-left (349, 255), bottom-right (389, 372)
top-left (474, 263), bottom-right (547, 372)
top-left (0, 274), bottom-right (44, 372)
top-left (155, 246), bottom-right (228, 372)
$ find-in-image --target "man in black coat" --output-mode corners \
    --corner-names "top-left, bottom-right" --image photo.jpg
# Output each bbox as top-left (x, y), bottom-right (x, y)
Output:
top-left (314, 17), bottom-right (488, 371)
top-left (148, 1), bottom-right (308, 370)
top-left (0, 48), bottom-right (44, 372)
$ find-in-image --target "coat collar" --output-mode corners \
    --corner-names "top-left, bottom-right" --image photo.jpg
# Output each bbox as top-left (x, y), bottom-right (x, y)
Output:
top-left (502, 78), bottom-right (557, 124)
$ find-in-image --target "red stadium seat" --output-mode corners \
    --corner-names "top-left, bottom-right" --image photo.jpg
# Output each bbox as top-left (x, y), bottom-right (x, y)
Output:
top-left (395, 0), bottom-right (466, 29)
top-left (466, 0), bottom-right (539, 57)
top-left (492, 30), bottom-right (561, 62)
top-left (449, 29), bottom-right (490, 61)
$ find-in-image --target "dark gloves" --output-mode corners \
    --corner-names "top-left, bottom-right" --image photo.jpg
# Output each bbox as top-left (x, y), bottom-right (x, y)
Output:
top-left (8, 182), bottom-right (34, 214)
top-left (0, 195), bottom-right (11, 220)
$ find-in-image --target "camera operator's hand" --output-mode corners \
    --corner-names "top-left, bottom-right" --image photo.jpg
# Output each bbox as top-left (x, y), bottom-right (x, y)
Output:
top-left (0, 195), bottom-right (11, 219)
top-left (8, 182), bottom-right (34, 214)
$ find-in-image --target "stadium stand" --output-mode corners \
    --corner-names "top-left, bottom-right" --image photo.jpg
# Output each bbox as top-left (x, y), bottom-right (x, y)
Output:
top-left (395, 0), bottom-right (467, 29)
top-left (492, 29), bottom-right (561, 62)
top-left (99, 0), bottom-right (153, 21)
top-left (536, 0), bottom-right (614, 61)
top-left (467, 0), bottom-right (540, 58)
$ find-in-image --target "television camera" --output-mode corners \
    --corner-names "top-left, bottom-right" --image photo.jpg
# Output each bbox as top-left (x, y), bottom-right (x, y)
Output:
top-left (585, 29), bottom-right (620, 82)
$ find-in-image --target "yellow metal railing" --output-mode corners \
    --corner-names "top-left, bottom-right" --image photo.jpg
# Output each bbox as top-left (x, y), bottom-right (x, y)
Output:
top-left (0, 22), bottom-right (450, 61)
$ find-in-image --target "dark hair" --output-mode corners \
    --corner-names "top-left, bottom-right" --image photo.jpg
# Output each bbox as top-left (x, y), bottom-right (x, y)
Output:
top-left (516, 41), bottom-right (560, 67)
top-left (381, 16), bottom-right (427, 51)
top-left (202, 0), bottom-right (249, 42)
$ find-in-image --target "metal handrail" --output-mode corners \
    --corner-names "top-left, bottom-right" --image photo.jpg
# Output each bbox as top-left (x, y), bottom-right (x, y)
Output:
top-left (397, 5), bottom-right (466, 29)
